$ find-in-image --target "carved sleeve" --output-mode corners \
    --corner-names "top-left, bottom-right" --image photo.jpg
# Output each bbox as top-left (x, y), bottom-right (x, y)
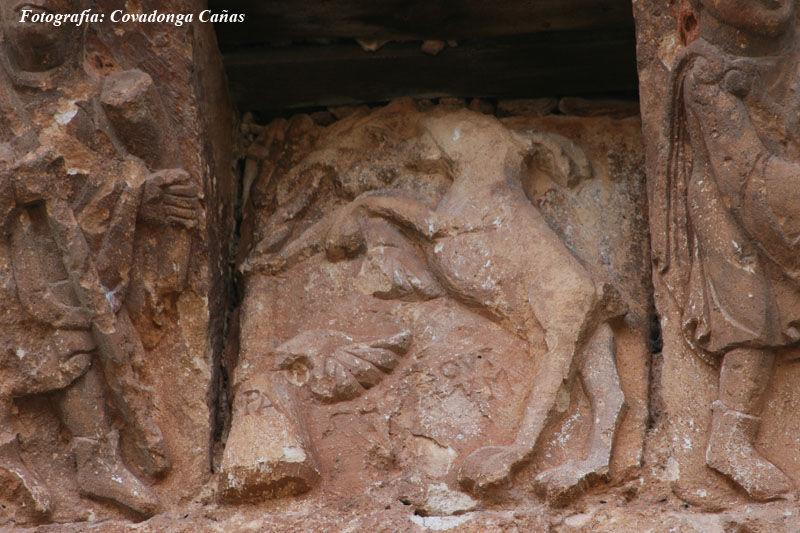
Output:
top-left (683, 66), bottom-right (766, 209)
top-left (93, 160), bottom-right (147, 312)
top-left (684, 65), bottom-right (800, 272)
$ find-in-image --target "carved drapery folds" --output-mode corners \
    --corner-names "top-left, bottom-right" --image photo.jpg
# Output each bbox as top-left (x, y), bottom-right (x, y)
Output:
top-left (635, 0), bottom-right (800, 506)
top-left (0, 0), bottom-right (230, 524)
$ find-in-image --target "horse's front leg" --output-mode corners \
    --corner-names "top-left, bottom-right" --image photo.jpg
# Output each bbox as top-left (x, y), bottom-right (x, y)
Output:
top-left (325, 194), bottom-right (443, 261)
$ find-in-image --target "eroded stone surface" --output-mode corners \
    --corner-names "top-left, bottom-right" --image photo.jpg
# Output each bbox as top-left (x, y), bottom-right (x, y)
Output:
top-left (0, 4), bottom-right (663, 527)
top-left (635, 0), bottom-right (800, 508)
top-left (222, 99), bottom-right (651, 514)
top-left (0, 0), bottom-right (231, 525)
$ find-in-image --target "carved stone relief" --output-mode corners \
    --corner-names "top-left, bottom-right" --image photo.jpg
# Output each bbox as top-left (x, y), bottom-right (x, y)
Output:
top-left (635, 0), bottom-right (800, 508)
top-left (222, 100), bottom-right (651, 513)
top-left (8, 0), bottom-right (800, 527)
top-left (0, 0), bottom-right (230, 524)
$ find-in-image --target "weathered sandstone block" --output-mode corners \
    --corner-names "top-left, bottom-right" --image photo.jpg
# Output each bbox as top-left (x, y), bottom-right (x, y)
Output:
top-left (223, 99), bottom-right (650, 514)
top-left (0, 0), bottom-right (231, 524)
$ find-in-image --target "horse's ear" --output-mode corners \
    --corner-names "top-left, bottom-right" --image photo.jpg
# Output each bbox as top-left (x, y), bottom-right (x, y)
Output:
top-left (520, 131), bottom-right (593, 200)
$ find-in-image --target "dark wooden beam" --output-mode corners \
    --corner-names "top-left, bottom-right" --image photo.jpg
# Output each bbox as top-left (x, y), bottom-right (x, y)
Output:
top-left (210, 0), bottom-right (635, 48)
top-left (223, 31), bottom-right (638, 115)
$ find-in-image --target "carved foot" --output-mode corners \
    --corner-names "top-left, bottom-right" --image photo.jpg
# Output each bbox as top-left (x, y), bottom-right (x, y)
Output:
top-left (534, 455), bottom-right (609, 506)
top-left (73, 435), bottom-right (162, 517)
top-left (0, 438), bottom-right (53, 516)
top-left (706, 403), bottom-right (793, 501)
top-left (458, 445), bottom-right (527, 493)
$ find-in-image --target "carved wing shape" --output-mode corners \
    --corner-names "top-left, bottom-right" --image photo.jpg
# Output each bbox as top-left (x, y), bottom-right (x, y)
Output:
top-left (274, 328), bottom-right (411, 403)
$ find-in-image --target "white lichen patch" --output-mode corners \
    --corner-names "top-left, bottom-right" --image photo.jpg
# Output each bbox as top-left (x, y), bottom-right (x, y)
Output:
top-left (410, 513), bottom-right (473, 531)
top-left (421, 483), bottom-right (478, 516)
top-left (281, 446), bottom-right (307, 462)
top-left (55, 104), bottom-right (78, 125)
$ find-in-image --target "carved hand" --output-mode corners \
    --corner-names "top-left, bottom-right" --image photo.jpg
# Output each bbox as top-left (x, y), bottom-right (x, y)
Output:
top-left (138, 169), bottom-right (201, 229)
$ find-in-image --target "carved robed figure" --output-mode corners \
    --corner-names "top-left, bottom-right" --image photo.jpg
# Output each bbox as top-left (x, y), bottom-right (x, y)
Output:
top-left (0, 0), bottom-right (200, 517)
top-left (659, 0), bottom-right (800, 500)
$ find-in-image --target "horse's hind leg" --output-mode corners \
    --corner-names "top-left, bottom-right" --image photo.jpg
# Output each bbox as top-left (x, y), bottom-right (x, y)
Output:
top-left (458, 270), bottom-right (597, 493)
top-left (581, 322), bottom-right (626, 470)
top-left (534, 322), bottom-right (626, 504)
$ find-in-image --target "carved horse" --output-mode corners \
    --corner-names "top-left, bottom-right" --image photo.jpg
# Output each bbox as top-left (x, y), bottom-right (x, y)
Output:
top-left (246, 110), bottom-right (627, 501)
